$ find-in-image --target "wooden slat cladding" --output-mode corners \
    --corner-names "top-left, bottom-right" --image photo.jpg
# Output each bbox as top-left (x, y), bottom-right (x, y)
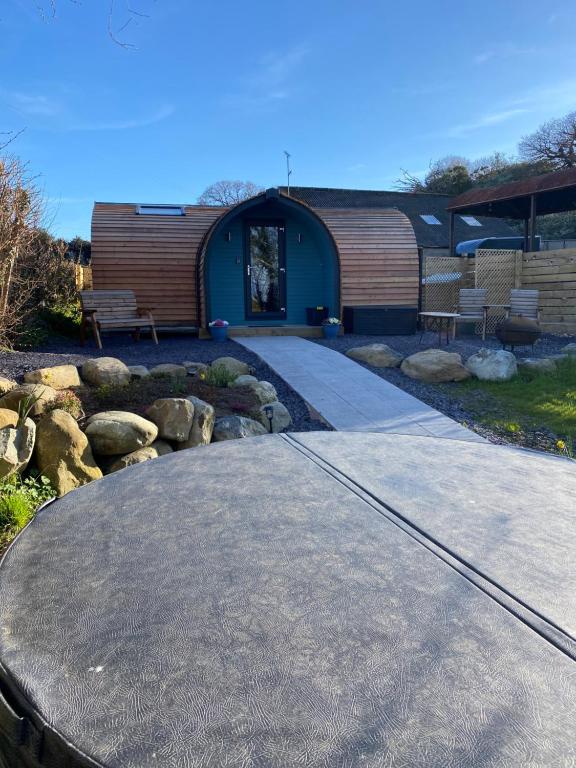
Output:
top-left (92, 199), bottom-right (419, 327)
top-left (521, 248), bottom-right (576, 332)
top-left (315, 208), bottom-right (419, 307)
top-left (91, 203), bottom-right (224, 325)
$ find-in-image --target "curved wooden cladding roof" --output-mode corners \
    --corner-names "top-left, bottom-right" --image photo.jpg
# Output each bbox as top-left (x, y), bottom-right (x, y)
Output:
top-left (313, 207), bottom-right (419, 308)
top-left (91, 203), bottom-right (223, 324)
top-left (92, 198), bottom-right (419, 328)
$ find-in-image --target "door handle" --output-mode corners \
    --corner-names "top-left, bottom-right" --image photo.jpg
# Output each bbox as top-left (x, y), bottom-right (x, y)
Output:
top-left (280, 267), bottom-right (286, 273)
top-left (247, 265), bottom-right (251, 276)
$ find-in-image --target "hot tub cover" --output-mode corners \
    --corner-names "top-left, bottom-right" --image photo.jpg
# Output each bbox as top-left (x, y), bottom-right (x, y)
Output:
top-left (0, 433), bottom-right (575, 767)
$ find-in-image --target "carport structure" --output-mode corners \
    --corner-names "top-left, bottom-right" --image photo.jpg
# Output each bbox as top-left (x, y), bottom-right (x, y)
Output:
top-left (447, 167), bottom-right (576, 254)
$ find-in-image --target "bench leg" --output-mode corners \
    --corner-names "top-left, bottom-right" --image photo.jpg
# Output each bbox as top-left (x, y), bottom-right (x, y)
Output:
top-left (151, 324), bottom-right (159, 345)
top-left (91, 317), bottom-right (103, 350)
top-left (80, 317), bottom-right (86, 346)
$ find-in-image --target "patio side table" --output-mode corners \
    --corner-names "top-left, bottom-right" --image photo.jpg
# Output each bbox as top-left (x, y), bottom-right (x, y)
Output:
top-left (419, 311), bottom-right (460, 345)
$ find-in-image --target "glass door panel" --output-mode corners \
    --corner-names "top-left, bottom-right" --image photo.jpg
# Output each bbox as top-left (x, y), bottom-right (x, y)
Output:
top-left (245, 223), bottom-right (286, 319)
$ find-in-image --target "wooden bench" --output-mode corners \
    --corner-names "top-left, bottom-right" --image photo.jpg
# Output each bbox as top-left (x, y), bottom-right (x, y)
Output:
top-left (80, 290), bottom-right (158, 349)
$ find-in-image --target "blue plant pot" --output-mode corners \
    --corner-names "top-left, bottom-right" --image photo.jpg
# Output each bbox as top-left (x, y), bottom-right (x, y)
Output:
top-left (209, 326), bottom-right (228, 342)
top-left (322, 324), bottom-right (340, 339)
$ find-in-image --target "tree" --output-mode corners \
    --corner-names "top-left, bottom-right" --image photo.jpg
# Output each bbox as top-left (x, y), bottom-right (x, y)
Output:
top-left (197, 180), bottom-right (263, 206)
top-left (519, 111), bottom-right (576, 169)
top-left (397, 157), bottom-right (473, 195)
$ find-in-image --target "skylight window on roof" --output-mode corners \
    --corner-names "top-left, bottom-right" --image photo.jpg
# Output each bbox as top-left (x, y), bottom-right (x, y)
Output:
top-left (136, 205), bottom-right (185, 216)
top-left (460, 215), bottom-right (482, 227)
top-left (420, 214), bottom-right (441, 225)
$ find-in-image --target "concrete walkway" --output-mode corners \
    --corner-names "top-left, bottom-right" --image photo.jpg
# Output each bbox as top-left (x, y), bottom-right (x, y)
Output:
top-left (237, 337), bottom-right (484, 442)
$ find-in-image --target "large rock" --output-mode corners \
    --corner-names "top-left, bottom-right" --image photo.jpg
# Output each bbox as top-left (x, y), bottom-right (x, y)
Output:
top-left (176, 396), bottom-right (215, 449)
top-left (245, 380), bottom-right (278, 405)
top-left (0, 409), bottom-right (18, 429)
top-left (106, 441), bottom-right (173, 474)
top-left (230, 374), bottom-right (258, 387)
top-left (0, 377), bottom-right (17, 396)
top-left (24, 364), bottom-right (80, 390)
top-left (149, 363), bottom-right (187, 379)
top-left (35, 410), bottom-right (102, 495)
top-left (255, 402), bottom-right (292, 433)
top-left (211, 357), bottom-right (250, 378)
top-left (465, 349), bottom-right (517, 382)
top-left (146, 398), bottom-right (194, 442)
top-left (128, 365), bottom-right (150, 380)
top-left (81, 357), bottom-right (131, 387)
top-left (85, 411), bottom-right (158, 455)
top-left (401, 350), bottom-right (471, 383)
top-left (212, 415), bottom-right (267, 442)
top-left (0, 419), bottom-right (35, 479)
top-left (346, 344), bottom-right (403, 368)
top-left (518, 357), bottom-right (557, 374)
top-left (561, 343), bottom-right (576, 356)
top-left (0, 383), bottom-right (58, 416)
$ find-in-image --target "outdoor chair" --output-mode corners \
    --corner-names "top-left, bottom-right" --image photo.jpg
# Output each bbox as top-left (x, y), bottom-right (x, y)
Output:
top-left (453, 288), bottom-right (488, 340)
top-left (79, 289), bottom-right (158, 349)
top-left (505, 289), bottom-right (540, 321)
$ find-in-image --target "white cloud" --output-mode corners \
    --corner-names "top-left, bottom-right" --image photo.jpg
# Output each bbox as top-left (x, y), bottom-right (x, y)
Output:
top-left (1, 90), bottom-right (61, 116)
top-left (69, 104), bottom-right (175, 131)
top-left (474, 43), bottom-right (540, 65)
top-left (223, 45), bottom-right (308, 109)
top-left (449, 108), bottom-right (529, 137)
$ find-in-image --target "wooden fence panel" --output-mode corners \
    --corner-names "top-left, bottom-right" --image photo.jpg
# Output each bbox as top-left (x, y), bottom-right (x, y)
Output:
top-left (521, 249), bottom-right (576, 333)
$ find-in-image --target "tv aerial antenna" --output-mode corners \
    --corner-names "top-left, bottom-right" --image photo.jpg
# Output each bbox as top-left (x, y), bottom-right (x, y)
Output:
top-left (284, 151), bottom-right (292, 195)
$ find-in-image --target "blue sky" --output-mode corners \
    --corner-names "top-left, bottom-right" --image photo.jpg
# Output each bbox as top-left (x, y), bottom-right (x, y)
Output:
top-left (2, 0), bottom-right (575, 239)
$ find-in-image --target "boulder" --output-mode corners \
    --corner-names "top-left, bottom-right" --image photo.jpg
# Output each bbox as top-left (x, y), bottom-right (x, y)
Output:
top-left (182, 361), bottom-right (209, 377)
top-left (0, 419), bottom-right (36, 479)
top-left (81, 357), bottom-right (131, 387)
top-left (245, 380), bottom-right (278, 405)
top-left (35, 410), bottom-right (102, 495)
top-left (0, 409), bottom-right (18, 429)
top-left (0, 377), bottom-right (17, 396)
top-left (0, 383), bottom-right (58, 416)
top-left (561, 343), bottom-right (576, 356)
top-left (230, 374), bottom-right (258, 387)
top-left (346, 344), bottom-right (403, 368)
top-left (255, 402), bottom-right (292, 433)
top-left (85, 411), bottom-right (158, 455)
top-left (24, 364), bottom-right (81, 390)
top-left (176, 396), bottom-right (215, 449)
top-left (106, 440), bottom-right (173, 474)
top-left (401, 350), bottom-right (471, 383)
top-left (211, 357), bottom-right (250, 378)
top-left (146, 398), bottom-right (194, 442)
top-left (212, 415), bottom-right (267, 442)
top-left (518, 357), bottom-right (557, 374)
top-left (128, 365), bottom-right (150, 380)
top-left (465, 349), bottom-right (517, 382)
top-left (149, 363), bottom-right (187, 379)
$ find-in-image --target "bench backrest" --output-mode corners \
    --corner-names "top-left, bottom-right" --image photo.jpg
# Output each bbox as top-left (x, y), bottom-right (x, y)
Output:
top-left (509, 289), bottom-right (539, 319)
top-left (80, 290), bottom-right (139, 320)
top-left (458, 288), bottom-right (486, 316)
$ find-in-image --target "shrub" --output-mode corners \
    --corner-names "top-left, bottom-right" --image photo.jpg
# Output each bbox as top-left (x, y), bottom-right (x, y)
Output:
top-left (201, 364), bottom-right (238, 388)
top-left (47, 390), bottom-right (84, 419)
top-left (0, 474), bottom-right (55, 548)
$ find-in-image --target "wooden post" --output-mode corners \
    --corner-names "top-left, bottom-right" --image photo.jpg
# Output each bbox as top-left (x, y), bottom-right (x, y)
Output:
top-left (529, 194), bottom-right (537, 251)
top-left (448, 212), bottom-right (455, 257)
top-left (514, 250), bottom-right (523, 288)
top-left (523, 218), bottom-right (530, 252)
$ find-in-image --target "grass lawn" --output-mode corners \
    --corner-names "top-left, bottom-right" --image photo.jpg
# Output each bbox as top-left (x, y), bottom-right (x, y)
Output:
top-left (446, 356), bottom-right (576, 454)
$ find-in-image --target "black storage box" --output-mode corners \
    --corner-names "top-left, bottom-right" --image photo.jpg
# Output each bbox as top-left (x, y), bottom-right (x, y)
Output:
top-left (343, 306), bottom-right (417, 335)
top-left (305, 306), bottom-right (329, 326)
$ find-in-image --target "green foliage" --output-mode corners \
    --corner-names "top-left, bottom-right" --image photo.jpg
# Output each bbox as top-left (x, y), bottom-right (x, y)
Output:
top-left (42, 301), bottom-right (82, 336)
top-left (47, 390), bottom-right (84, 419)
top-left (0, 474), bottom-right (55, 547)
top-left (202, 364), bottom-right (238, 388)
top-left (451, 356), bottom-right (576, 449)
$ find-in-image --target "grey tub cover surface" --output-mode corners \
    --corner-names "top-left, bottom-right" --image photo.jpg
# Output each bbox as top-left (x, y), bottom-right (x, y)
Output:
top-left (0, 433), bottom-right (574, 768)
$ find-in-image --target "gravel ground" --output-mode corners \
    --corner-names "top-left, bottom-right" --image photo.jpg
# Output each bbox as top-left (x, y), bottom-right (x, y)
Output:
top-left (314, 331), bottom-right (576, 447)
top-left (0, 335), bottom-right (330, 433)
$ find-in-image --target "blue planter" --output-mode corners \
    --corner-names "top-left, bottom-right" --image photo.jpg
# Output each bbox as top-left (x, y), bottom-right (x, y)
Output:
top-left (209, 326), bottom-right (228, 342)
top-left (322, 324), bottom-right (340, 339)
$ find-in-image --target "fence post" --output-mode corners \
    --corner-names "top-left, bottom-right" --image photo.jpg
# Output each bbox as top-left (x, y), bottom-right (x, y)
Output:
top-left (514, 250), bottom-right (523, 288)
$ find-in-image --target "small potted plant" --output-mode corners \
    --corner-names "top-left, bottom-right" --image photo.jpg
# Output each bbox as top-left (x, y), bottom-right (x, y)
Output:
top-left (322, 316), bottom-right (341, 339)
top-left (208, 318), bottom-right (229, 342)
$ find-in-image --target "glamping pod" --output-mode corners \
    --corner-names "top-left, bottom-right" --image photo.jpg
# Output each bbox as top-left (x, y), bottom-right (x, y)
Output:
top-left (91, 189), bottom-right (419, 333)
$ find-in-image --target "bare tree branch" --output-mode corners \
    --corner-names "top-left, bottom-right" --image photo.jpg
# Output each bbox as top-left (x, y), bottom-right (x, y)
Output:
top-left (519, 111), bottom-right (576, 169)
top-left (197, 181), bottom-right (264, 206)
